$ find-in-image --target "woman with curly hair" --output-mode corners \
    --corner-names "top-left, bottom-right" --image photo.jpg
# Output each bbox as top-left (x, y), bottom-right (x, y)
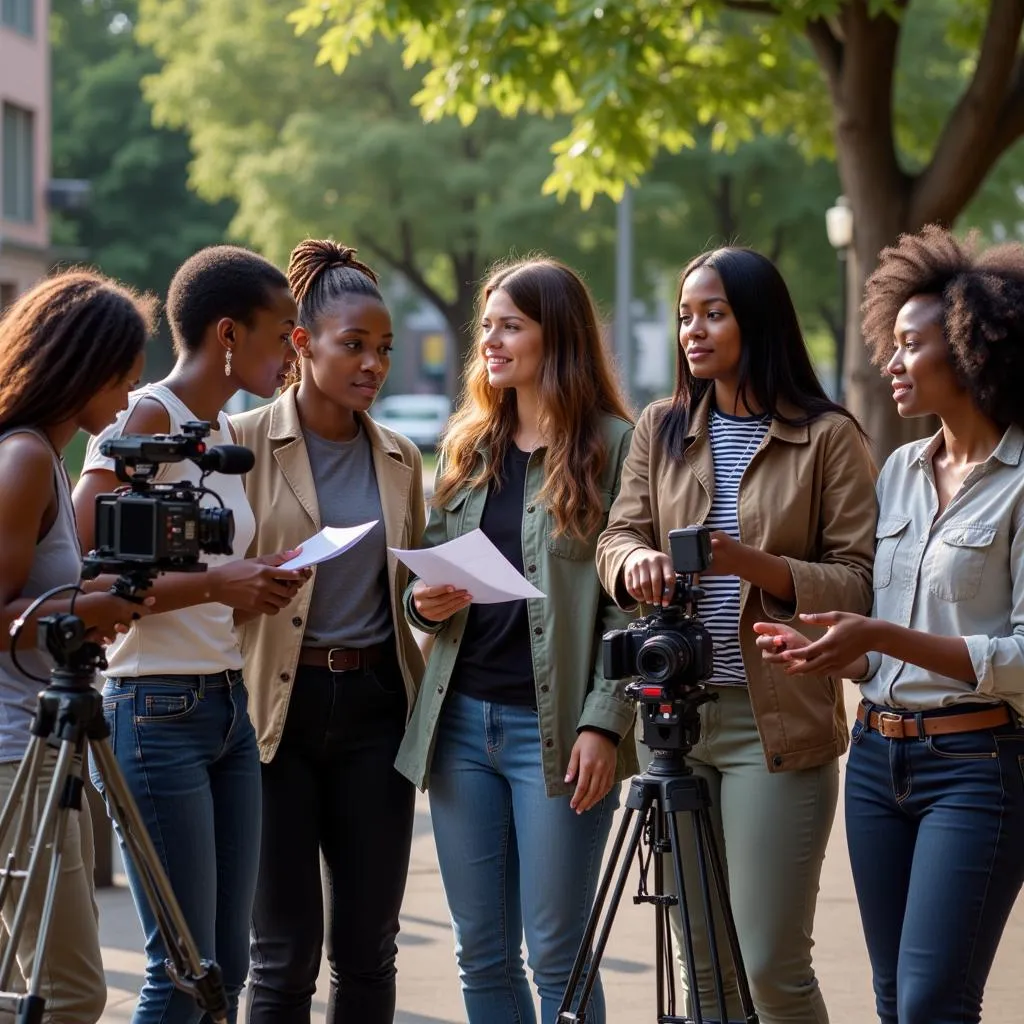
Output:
top-left (398, 256), bottom-right (636, 1024)
top-left (754, 224), bottom-right (1024, 1024)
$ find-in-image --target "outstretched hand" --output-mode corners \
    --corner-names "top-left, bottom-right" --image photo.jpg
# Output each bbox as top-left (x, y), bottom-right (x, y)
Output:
top-left (753, 612), bottom-right (873, 679)
top-left (752, 621), bottom-right (812, 665)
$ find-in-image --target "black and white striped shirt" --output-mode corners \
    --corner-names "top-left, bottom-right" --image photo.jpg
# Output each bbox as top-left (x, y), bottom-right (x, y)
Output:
top-left (699, 409), bottom-right (771, 686)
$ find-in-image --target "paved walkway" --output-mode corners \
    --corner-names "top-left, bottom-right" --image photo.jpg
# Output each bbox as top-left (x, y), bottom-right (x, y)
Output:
top-left (97, 683), bottom-right (1023, 1022)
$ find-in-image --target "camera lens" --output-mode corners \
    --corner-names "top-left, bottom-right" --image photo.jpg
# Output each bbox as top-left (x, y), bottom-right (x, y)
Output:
top-left (197, 507), bottom-right (235, 556)
top-left (636, 634), bottom-right (694, 685)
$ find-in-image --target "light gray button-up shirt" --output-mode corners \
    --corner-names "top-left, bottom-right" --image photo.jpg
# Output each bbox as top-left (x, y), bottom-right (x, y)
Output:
top-left (858, 424), bottom-right (1024, 720)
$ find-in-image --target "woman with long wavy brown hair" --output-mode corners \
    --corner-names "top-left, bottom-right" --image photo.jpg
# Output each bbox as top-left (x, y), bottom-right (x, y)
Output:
top-left (395, 256), bottom-right (636, 1024)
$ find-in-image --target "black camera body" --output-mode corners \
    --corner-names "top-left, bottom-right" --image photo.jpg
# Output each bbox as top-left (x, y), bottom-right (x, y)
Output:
top-left (92, 487), bottom-right (233, 572)
top-left (603, 526), bottom-right (716, 753)
top-left (82, 421), bottom-right (249, 593)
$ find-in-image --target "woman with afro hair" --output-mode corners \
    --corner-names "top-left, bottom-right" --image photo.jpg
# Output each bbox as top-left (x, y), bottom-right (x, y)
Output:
top-left (753, 224), bottom-right (1024, 1024)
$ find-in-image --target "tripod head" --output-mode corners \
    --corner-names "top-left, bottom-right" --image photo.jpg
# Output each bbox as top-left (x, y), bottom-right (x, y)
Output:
top-left (35, 612), bottom-right (107, 691)
top-left (629, 684), bottom-right (719, 773)
top-left (7, 583), bottom-right (109, 693)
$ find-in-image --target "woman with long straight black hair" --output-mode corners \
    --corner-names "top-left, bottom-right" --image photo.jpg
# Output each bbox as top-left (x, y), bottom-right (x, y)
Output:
top-left (597, 246), bottom-right (878, 1023)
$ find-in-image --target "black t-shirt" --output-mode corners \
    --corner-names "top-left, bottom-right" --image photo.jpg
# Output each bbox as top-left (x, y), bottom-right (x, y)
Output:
top-left (449, 444), bottom-right (536, 706)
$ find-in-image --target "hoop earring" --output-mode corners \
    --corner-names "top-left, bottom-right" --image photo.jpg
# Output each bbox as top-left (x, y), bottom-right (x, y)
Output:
top-left (224, 349), bottom-right (233, 377)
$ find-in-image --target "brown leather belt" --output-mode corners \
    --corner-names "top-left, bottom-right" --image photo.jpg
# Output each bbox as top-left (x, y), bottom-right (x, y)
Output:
top-left (857, 702), bottom-right (1012, 739)
top-left (298, 643), bottom-right (385, 673)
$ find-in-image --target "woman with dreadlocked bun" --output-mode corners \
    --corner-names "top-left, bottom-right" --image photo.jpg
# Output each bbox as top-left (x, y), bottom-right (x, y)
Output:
top-left (232, 238), bottom-right (425, 1024)
top-left (754, 224), bottom-right (1024, 1024)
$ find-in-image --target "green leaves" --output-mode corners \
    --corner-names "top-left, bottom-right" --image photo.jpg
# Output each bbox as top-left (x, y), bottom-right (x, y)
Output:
top-left (134, 0), bottom-right (631, 357)
top-left (51, 0), bottom-right (232, 299)
top-left (292, 0), bottom-right (1022, 210)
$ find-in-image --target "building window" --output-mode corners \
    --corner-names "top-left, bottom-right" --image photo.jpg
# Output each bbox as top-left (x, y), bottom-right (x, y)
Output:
top-left (2, 103), bottom-right (34, 223)
top-left (1, 0), bottom-right (34, 36)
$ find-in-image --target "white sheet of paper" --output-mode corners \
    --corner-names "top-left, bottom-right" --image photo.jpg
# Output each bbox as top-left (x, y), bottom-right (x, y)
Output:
top-left (278, 521), bottom-right (378, 571)
top-left (390, 529), bottom-right (546, 603)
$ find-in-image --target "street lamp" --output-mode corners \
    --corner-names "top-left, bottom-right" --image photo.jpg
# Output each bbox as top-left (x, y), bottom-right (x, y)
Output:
top-left (825, 195), bottom-right (854, 401)
top-left (614, 185), bottom-right (634, 400)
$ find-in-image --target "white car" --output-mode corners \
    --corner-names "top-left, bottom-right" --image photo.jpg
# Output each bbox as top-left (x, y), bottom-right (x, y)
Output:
top-left (373, 393), bottom-right (452, 451)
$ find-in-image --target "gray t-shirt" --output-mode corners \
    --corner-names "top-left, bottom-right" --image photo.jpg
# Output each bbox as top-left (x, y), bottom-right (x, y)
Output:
top-left (303, 425), bottom-right (392, 649)
top-left (0, 429), bottom-right (82, 762)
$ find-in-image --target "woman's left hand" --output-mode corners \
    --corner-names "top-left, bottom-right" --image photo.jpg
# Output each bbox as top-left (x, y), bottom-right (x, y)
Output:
top-left (780, 611), bottom-right (875, 677)
top-left (565, 731), bottom-right (617, 814)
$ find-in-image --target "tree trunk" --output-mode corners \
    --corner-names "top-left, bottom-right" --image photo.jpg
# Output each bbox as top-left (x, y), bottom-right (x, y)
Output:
top-left (439, 283), bottom-right (478, 400)
top-left (840, 193), bottom-right (933, 462)
top-left (810, 0), bottom-right (1024, 464)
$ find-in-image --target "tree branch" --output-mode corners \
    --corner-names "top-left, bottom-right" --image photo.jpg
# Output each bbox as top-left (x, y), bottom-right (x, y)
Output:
top-left (721, 0), bottom-right (779, 13)
top-left (988, 52), bottom-right (1024, 162)
top-left (911, 0), bottom-right (1024, 226)
top-left (359, 233), bottom-right (456, 323)
top-left (711, 173), bottom-right (737, 241)
top-left (805, 17), bottom-right (843, 93)
top-left (814, 1), bottom-right (909, 221)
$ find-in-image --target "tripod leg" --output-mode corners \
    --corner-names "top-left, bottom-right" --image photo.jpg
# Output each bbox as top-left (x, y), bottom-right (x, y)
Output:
top-left (664, 809), bottom-right (708, 1024)
top-left (556, 793), bottom-right (652, 1023)
top-left (0, 741), bottom-right (44, 857)
top-left (0, 740), bottom-right (47, 993)
top-left (88, 738), bottom-right (228, 1024)
top-left (688, 809), bottom-right (731, 1023)
top-left (0, 741), bottom-right (75, 992)
top-left (651, 807), bottom-right (677, 1021)
top-left (696, 806), bottom-right (757, 1019)
top-left (21, 742), bottom-right (95, 1015)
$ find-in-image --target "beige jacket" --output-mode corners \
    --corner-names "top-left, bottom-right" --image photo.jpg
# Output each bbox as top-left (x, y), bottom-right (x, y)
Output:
top-left (231, 385), bottom-right (425, 763)
top-left (596, 393), bottom-right (878, 772)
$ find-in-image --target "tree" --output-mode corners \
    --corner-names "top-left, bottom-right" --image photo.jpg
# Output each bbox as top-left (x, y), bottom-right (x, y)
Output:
top-left (51, 0), bottom-right (233, 322)
top-left (293, 0), bottom-right (1024, 456)
top-left (635, 138), bottom-right (845, 364)
top-left (135, 0), bottom-right (632, 387)
top-left (137, 0), bottom-right (851, 395)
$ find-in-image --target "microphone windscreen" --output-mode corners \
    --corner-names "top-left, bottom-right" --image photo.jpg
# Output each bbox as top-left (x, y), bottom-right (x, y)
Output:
top-left (200, 444), bottom-right (255, 475)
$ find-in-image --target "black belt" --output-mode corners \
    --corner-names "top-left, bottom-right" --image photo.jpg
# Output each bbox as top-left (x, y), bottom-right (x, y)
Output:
top-left (297, 643), bottom-right (385, 673)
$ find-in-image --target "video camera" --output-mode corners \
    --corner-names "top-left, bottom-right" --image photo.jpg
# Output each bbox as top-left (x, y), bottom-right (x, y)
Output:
top-left (603, 526), bottom-right (715, 752)
top-left (81, 420), bottom-right (254, 597)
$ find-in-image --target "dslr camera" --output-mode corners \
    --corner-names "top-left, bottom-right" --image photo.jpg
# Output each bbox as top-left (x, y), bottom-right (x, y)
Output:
top-left (82, 420), bottom-right (254, 594)
top-left (603, 526), bottom-right (715, 751)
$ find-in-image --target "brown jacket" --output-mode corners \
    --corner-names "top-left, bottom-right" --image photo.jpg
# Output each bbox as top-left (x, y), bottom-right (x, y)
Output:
top-left (231, 385), bottom-right (426, 763)
top-left (596, 393), bottom-right (878, 772)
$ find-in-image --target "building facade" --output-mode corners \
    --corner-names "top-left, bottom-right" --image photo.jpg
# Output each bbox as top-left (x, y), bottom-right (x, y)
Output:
top-left (0, 0), bottom-right (49, 309)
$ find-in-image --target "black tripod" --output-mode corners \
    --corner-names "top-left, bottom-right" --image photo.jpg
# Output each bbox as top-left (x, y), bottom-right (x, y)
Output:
top-left (557, 691), bottom-right (759, 1024)
top-left (0, 589), bottom-right (227, 1024)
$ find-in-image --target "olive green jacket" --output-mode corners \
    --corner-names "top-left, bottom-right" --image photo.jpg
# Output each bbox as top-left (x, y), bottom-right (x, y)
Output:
top-left (395, 415), bottom-right (639, 797)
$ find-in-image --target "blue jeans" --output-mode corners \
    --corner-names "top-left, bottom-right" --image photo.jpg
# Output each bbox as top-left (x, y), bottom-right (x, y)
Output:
top-left (845, 704), bottom-right (1024, 1024)
top-left (428, 690), bottom-right (618, 1024)
top-left (92, 670), bottom-right (262, 1024)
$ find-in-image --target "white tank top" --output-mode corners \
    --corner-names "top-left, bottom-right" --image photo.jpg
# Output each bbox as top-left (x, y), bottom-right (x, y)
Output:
top-left (82, 384), bottom-right (256, 676)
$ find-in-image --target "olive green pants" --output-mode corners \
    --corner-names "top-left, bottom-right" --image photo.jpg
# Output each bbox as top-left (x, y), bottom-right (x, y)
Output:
top-left (638, 685), bottom-right (837, 1024)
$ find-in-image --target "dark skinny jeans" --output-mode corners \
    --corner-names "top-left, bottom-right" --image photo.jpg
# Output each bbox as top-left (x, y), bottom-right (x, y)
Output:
top-left (247, 651), bottom-right (414, 1024)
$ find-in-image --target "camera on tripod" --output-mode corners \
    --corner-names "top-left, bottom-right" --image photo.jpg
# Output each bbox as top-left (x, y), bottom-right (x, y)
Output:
top-left (602, 526), bottom-right (715, 752)
top-left (82, 420), bottom-right (254, 593)
top-left (559, 525), bottom-right (759, 1024)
